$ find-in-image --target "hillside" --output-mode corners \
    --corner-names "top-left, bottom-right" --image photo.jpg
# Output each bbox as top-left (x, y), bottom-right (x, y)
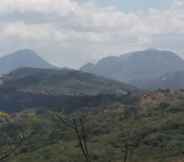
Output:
top-left (0, 67), bottom-right (138, 112)
top-left (81, 49), bottom-right (184, 87)
top-left (1, 67), bottom-right (136, 96)
top-left (1, 90), bottom-right (184, 162)
top-left (140, 71), bottom-right (184, 90)
top-left (0, 49), bottom-right (55, 75)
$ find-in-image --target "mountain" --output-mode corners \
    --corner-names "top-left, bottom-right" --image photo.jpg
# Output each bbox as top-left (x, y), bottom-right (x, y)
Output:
top-left (0, 49), bottom-right (55, 75)
top-left (81, 49), bottom-right (184, 87)
top-left (141, 71), bottom-right (184, 90)
top-left (1, 67), bottom-right (137, 96)
top-left (0, 67), bottom-right (138, 112)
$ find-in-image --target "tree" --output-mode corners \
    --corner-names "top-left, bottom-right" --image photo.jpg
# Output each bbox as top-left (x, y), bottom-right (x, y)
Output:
top-left (0, 112), bottom-right (55, 162)
top-left (116, 110), bottom-right (156, 162)
top-left (118, 119), bottom-right (139, 162)
top-left (53, 112), bottom-right (91, 162)
top-left (0, 123), bottom-right (35, 161)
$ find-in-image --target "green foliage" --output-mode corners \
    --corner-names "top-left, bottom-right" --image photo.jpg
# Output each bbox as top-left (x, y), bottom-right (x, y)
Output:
top-left (2, 92), bottom-right (184, 162)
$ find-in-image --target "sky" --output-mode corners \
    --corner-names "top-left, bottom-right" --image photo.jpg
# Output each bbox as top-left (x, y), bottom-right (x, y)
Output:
top-left (0, 0), bottom-right (184, 68)
top-left (89, 0), bottom-right (173, 11)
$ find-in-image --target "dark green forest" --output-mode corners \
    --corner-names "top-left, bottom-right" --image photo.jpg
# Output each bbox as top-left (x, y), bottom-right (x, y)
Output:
top-left (1, 90), bottom-right (184, 162)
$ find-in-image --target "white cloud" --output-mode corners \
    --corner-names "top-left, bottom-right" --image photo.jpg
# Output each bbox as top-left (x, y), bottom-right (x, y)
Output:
top-left (174, 0), bottom-right (184, 7)
top-left (0, 0), bottom-right (79, 15)
top-left (0, 0), bottom-right (183, 68)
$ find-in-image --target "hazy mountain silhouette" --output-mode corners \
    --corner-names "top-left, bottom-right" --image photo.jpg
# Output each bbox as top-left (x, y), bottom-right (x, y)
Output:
top-left (81, 49), bottom-right (184, 87)
top-left (140, 71), bottom-right (184, 90)
top-left (0, 49), bottom-right (55, 75)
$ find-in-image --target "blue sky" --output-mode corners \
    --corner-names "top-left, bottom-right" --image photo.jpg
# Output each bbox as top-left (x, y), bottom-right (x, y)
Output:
top-left (94, 0), bottom-right (173, 11)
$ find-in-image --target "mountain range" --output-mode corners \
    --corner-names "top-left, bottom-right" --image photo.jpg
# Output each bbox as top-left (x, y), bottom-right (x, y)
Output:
top-left (81, 49), bottom-right (184, 89)
top-left (1, 49), bottom-right (184, 162)
top-left (1, 48), bottom-right (184, 90)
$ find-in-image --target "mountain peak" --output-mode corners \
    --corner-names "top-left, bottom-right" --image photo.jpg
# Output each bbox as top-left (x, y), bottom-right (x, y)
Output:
top-left (8, 49), bottom-right (41, 59)
top-left (0, 49), bottom-right (56, 75)
top-left (144, 48), bottom-right (160, 52)
top-left (14, 49), bottom-right (37, 54)
top-left (81, 49), bottom-right (184, 85)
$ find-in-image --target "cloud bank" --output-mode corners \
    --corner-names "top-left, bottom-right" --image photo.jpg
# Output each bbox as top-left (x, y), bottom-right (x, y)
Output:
top-left (0, 0), bottom-right (184, 68)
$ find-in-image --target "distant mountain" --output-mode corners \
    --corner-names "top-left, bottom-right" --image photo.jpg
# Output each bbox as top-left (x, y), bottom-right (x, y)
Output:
top-left (81, 49), bottom-right (184, 87)
top-left (141, 71), bottom-right (184, 90)
top-left (0, 49), bottom-right (55, 75)
top-left (1, 67), bottom-right (137, 96)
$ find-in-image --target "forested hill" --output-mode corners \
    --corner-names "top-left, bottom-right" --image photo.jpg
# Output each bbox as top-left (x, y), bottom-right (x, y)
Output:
top-left (1, 67), bottom-right (137, 96)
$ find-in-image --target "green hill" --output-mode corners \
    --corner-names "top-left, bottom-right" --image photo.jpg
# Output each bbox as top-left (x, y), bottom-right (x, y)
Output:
top-left (1, 67), bottom-right (137, 96)
top-left (0, 68), bottom-right (138, 112)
